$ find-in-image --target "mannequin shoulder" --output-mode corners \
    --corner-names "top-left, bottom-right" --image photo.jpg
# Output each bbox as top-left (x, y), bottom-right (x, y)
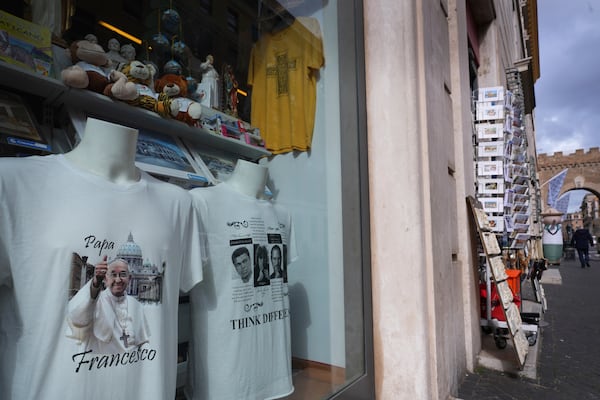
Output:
top-left (0, 154), bottom-right (59, 178)
top-left (143, 172), bottom-right (193, 200)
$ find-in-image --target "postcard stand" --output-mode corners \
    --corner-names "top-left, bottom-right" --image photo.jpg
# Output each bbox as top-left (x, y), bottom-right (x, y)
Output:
top-left (468, 196), bottom-right (537, 369)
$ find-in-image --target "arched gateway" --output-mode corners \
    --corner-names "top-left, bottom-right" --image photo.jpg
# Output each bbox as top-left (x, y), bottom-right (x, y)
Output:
top-left (538, 148), bottom-right (600, 207)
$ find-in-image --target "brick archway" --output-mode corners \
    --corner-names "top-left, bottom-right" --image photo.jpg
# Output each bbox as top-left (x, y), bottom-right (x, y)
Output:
top-left (537, 148), bottom-right (600, 210)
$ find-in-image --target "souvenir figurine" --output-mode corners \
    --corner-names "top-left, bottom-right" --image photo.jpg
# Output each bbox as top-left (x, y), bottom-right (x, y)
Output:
top-left (155, 73), bottom-right (203, 126)
top-left (105, 38), bottom-right (127, 69)
top-left (223, 63), bottom-right (238, 117)
top-left (198, 54), bottom-right (219, 109)
top-left (104, 60), bottom-right (178, 118)
top-left (120, 44), bottom-right (136, 62)
top-left (62, 40), bottom-right (116, 95)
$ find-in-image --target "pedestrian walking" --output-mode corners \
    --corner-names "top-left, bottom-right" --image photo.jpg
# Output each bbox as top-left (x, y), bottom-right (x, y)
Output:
top-left (570, 226), bottom-right (594, 268)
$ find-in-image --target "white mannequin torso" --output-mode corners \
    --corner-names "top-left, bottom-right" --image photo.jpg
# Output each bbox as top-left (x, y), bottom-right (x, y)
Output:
top-left (224, 159), bottom-right (268, 199)
top-left (64, 117), bottom-right (140, 184)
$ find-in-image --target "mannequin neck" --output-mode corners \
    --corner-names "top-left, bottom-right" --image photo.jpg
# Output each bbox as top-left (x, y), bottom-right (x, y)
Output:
top-left (64, 118), bottom-right (140, 184)
top-left (225, 159), bottom-right (268, 199)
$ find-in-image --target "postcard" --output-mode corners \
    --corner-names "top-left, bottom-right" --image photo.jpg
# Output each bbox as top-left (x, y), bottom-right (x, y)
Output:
top-left (0, 89), bottom-right (42, 141)
top-left (477, 161), bottom-right (503, 176)
top-left (135, 128), bottom-right (210, 186)
top-left (479, 197), bottom-right (503, 213)
top-left (478, 178), bottom-right (504, 194)
top-left (183, 139), bottom-right (237, 184)
top-left (478, 141), bottom-right (504, 158)
top-left (476, 123), bottom-right (504, 140)
top-left (488, 216), bottom-right (504, 232)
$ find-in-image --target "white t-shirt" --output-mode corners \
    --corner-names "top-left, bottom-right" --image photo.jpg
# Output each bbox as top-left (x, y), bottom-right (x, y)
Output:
top-left (187, 183), bottom-right (298, 400)
top-left (0, 154), bottom-right (203, 400)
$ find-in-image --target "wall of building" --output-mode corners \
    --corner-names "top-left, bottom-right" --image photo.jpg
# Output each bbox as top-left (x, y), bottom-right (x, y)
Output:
top-left (449, 0), bottom-right (481, 377)
top-left (423, 1), bottom-right (470, 398)
top-left (365, 1), bottom-right (534, 399)
top-left (364, 0), bottom-right (475, 398)
top-left (477, 2), bottom-right (523, 88)
top-left (365, 1), bottom-right (435, 397)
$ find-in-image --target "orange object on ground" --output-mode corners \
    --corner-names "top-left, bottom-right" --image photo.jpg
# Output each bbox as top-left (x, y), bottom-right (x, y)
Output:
top-left (505, 269), bottom-right (522, 298)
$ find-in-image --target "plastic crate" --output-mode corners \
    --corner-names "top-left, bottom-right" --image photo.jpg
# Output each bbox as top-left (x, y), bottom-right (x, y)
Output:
top-left (505, 269), bottom-right (521, 297)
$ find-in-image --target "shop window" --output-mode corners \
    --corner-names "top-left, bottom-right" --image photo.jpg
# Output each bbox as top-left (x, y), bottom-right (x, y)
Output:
top-left (199, 0), bottom-right (212, 15)
top-left (0, 0), bottom-right (373, 398)
top-left (123, 0), bottom-right (143, 20)
top-left (226, 8), bottom-right (239, 33)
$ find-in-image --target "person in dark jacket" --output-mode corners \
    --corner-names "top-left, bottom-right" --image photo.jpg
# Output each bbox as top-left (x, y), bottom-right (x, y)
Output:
top-left (570, 227), bottom-right (594, 268)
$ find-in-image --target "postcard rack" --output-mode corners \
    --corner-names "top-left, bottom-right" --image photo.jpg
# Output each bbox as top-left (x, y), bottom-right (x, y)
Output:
top-left (473, 85), bottom-right (531, 250)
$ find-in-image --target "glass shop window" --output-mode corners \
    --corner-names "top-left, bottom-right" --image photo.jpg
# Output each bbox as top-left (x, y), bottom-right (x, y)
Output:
top-left (0, 0), bottom-right (371, 398)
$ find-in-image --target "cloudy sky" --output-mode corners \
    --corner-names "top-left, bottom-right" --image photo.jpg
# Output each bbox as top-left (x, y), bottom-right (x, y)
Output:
top-left (535, 1), bottom-right (600, 210)
top-left (535, 1), bottom-right (600, 155)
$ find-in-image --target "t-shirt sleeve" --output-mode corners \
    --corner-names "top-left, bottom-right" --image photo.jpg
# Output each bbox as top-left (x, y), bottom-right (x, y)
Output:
top-left (179, 200), bottom-right (204, 293)
top-left (287, 212), bottom-right (299, 264)
top-left (300, 17), bottom-right (324, 70)
top-left (276, 204), bottom-right (298, 264)
top-left (0, 175), bottom-right (10, 287)
top-left (0, 235), bottom-right (9, 287)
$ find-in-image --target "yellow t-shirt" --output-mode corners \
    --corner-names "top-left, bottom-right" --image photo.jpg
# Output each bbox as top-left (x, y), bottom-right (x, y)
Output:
top-left (248, 18), bottom-right (324, 154)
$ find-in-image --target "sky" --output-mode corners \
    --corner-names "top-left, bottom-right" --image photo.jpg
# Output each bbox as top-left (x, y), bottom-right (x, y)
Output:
top-left (535, 1), bottom-right (600, 211)
top-left (535, 1), bottom-right (600, 155)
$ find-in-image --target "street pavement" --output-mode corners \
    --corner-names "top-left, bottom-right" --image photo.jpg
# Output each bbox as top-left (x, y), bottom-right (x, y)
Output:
top-left (457, 249), bottom-right (600, 399)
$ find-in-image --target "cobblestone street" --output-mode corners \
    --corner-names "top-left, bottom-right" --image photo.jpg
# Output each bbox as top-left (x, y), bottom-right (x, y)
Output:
top-left (458, 250), bottom-right (600, 399)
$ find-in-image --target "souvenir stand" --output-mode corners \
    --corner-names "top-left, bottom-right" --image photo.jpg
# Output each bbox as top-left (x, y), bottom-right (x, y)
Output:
top-left (472, 81), bottom-right (540, 367)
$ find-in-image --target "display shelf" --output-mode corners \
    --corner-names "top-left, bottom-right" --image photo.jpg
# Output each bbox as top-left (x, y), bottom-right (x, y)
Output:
top-left (0, 62), bottom-right (66, 101)
top-left (61, 89), bottom-right (270, 160)
top-left (0, 62), bottom-right (271, 161)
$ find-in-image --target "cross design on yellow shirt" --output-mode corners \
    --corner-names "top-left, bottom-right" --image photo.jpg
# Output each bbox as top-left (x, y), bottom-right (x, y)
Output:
top-left (266, 52), bottom-right (297, 96)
